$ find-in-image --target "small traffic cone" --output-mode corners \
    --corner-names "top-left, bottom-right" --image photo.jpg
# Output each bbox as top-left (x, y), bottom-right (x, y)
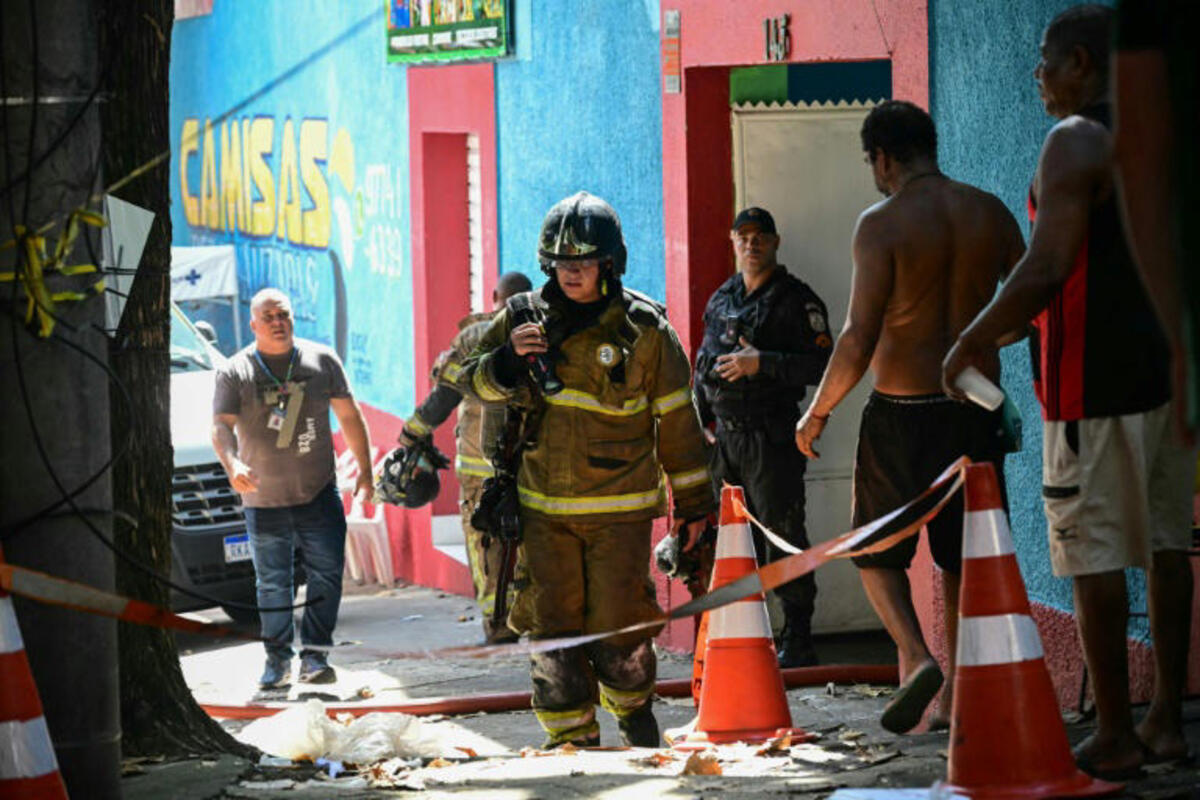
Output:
top-left (943, 462), bottom-right (1120, 799)
top-left (667, 485), bottom-right (809, 747)
top-left (0, 592), bottom-right (69, 799)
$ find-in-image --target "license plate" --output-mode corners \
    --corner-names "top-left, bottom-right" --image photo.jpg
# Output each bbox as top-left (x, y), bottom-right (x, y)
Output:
top-left (223, 533), bottom-right (252, 563)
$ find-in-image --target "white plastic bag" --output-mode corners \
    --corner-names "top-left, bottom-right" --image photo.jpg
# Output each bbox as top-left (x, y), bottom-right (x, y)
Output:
top-left (239, 700), bottom-right (331, 761)
top-left (237, 700), bottom-right (443, 764)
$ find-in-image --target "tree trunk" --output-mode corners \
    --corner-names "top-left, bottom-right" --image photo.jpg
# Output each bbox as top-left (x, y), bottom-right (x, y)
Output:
top-left (100, 1), bottom-right (253, 758)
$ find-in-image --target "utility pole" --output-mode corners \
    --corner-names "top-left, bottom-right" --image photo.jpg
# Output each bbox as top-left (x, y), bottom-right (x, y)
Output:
top-left (0, 1), bottom-right (121, 797)
top-left (99, 0), bottom-right (252, 757)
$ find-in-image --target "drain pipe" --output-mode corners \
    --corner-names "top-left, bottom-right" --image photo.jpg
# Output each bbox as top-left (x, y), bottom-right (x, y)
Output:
top-left (202, 663), bottom-right (898, 721)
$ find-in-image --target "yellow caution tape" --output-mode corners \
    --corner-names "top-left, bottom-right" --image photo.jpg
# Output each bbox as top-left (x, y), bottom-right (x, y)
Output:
top-left (0, 210), bottom-right (107, 337)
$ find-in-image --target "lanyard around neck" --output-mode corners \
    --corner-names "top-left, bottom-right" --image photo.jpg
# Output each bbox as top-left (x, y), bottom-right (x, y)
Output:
top-left (254, 347), bottom-right (297, 390)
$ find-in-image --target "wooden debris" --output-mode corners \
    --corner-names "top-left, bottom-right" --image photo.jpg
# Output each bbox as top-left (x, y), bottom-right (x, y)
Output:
top-left (630, 751), bottom-right (677, 768)
top-left (680, 752), bottom-right (722, 776)
top-left (755, 732), bottom-right (794, 756)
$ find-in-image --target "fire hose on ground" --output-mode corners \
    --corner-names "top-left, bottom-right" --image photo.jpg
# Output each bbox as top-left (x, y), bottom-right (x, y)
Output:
top-left (199, 663), bottom-right (899, 720)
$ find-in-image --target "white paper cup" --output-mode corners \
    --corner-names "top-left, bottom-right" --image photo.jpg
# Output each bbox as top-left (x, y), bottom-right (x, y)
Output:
top-left (955, 366), bottom-right (1004, 411)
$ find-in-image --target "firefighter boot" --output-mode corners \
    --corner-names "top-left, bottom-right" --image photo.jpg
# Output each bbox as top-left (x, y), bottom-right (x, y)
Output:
top-left (777, 605), bottom-right (818, 668)
top-left (617, 701), bottom-right (661, 748)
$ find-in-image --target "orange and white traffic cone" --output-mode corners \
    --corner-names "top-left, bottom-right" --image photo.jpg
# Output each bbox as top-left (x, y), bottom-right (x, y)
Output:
top-left (0, 591), bottom-right (68, 799)
top-left (666, 485), bottom-right (809, 747)
top-left (943, 462), bottom-right (1120, 799)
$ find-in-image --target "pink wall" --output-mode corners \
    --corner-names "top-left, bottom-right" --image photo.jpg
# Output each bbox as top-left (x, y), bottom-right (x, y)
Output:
top-left (408, 63), bottom-right (500, 518)
top-left (659, 0), bottom-right (928, 650)
top-left (336, 402), bottom-right (474, 598)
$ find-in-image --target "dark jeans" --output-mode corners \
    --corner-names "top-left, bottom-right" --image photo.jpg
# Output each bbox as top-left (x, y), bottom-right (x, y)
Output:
top-left (711, 420), bottom-right (816, 625)
top-left (244, 482), bottom-right (346, 659)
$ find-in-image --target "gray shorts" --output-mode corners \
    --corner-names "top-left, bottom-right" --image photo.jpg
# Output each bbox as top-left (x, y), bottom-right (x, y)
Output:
top-left (1042, 402), bottom-right (1195, 577)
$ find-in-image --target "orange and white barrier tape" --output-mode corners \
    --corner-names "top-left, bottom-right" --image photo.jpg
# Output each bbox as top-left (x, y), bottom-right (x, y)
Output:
top-left (0, 561), bottom-right (262, 644)
top-left (0, 457), bottom-right (969, 663)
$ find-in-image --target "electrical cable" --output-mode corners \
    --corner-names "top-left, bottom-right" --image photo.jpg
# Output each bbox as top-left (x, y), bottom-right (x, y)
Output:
top-left (1, 43), bottom-right (126, 538)
top-left (6, 303), bottom-right (321, 614)
top-left (0, 5), bottom-right (316, 616)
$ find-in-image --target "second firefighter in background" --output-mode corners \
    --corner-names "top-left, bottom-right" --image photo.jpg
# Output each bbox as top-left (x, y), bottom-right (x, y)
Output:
top-left (400, 272), bottom-right (533, 643)
top-left (456, 192), bottom-right (716, 748)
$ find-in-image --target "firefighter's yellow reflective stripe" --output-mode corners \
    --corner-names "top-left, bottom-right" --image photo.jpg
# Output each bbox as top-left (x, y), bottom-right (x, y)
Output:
top-left (668, 466), bottom-right (709, 491)
top-left (455, 454), bottom-right (495, 478)
top-left (471, 357), bottom-right (508, 403)
top-left (405, 414), bottom-right (432, 437)
top-left (543, 389), bottom-right (649, 417)
top-left (440, 362), bottom-right (463, 382)
top-left (536, 706), bottom-right (596, 731)
top-left (518, 485), bottom-right (663, 515)
top-left (652, 387), bottom-right (692, 417)
top-left (599, 683), bottom-right (651, 716)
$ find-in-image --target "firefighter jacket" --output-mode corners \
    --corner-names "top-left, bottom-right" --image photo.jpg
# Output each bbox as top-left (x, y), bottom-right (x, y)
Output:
top-left (403, 312), bottom-right (501, 482)
top-left (456, 284), bottom-right (717, 524)
top-left (695, 267), bottom-right (833, 425)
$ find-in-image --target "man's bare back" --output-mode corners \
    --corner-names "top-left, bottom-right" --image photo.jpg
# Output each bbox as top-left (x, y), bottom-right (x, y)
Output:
top-left (859, 177), bottom-right (1025, 395)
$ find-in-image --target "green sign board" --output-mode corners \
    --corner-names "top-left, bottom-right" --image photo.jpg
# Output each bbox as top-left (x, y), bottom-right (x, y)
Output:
top-left (386, 1), bottom-right (510, 63)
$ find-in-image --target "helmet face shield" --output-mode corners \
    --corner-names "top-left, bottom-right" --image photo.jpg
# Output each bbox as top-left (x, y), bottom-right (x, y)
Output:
top-left (537, 191), bottom-right (626, 276)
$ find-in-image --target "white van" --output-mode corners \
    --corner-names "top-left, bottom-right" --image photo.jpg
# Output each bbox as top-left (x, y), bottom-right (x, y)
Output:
top-left (168, 302), bottom-right (258, 621)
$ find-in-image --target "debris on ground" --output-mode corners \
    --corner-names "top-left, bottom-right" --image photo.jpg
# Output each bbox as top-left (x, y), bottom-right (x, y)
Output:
top-left (755, 732), bottom-right (796, 756)
top-left (630, 750), bottom-right (678, 768)
top-left (680, 751), bottom-right (722, 776)
top-left (120, 755), bottom-right (165, 776)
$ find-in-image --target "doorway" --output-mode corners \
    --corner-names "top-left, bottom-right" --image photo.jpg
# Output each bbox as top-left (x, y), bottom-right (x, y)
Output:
top-left (731, 102), bottom-right (882, 633)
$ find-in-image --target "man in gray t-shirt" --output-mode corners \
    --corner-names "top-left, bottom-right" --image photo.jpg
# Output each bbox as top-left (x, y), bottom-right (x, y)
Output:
top-left (212, 288), bottom-right (373, 688)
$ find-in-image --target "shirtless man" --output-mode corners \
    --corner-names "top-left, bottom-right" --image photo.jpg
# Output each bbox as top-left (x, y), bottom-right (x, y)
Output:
top-left (795, 100), bottom-right (1023, 734)
top-left (944, 6), bottom-right (1192, 778)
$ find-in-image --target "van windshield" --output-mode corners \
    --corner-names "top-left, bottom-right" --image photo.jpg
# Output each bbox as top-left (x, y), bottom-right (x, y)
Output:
top-left (170, 306), bottom-right (214, 373)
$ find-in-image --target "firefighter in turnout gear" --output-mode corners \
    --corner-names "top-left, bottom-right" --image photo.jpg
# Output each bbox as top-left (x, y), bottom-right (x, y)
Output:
top-left (401, 272), bottom-right (533, 642)
top-left (455, 192), bottom-right (716, 748)
top-left (695, 206), bottom-right (833, 668)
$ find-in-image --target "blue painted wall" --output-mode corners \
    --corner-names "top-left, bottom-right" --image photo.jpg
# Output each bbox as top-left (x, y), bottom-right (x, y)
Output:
top-left (929, 0), bottom-right (1144, 627)
top-left (494, 0), bottom-right (666, 300)
top-left (170, 2), bottom-right (415, 417)
top-left (171, 0), bottom-right (669, 424)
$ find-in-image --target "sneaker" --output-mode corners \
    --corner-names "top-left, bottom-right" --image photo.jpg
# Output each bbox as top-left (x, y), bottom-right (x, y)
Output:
top-left (617, 704), bottom-right (660, 747)
top-left (298, 653), bottom-right (336, 684)
top-left (259, 656), bottom-right (292, 689)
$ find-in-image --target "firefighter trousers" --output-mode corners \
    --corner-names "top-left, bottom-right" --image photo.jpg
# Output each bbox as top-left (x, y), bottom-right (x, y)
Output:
top-left (510, 514), bottom-right (663, 745)
top-left (460, 478), bottom-right (517, 642)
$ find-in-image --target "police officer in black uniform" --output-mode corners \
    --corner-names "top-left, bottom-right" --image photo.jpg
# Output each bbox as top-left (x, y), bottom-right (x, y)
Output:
top-left (695, 207), bottom-right (833, 667)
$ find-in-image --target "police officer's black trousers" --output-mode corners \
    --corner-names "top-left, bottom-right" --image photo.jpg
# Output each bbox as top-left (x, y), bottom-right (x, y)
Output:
top-left (710, 422), bottom-right (816, 630)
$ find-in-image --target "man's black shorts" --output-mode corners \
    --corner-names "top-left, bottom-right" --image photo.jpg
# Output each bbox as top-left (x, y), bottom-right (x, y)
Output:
top-left (851, 391), bottom-right (1008, 574)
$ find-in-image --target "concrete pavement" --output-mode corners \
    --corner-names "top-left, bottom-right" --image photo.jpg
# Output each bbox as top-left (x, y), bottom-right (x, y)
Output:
top-left (118, 581), bottom-right (1200, 798)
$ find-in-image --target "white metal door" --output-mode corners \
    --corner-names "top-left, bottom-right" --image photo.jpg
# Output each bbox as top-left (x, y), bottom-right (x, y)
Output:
top-left (731, 102), bottom-right (881, 633)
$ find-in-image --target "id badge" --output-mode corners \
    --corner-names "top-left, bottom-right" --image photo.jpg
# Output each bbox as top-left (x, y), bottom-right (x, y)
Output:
top-left (267, 406), bottom-right (287, 431)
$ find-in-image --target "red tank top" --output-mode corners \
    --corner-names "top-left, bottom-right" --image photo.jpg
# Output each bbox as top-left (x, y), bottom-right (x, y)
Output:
top-left (1026, 107), bottom-right (1169, 421)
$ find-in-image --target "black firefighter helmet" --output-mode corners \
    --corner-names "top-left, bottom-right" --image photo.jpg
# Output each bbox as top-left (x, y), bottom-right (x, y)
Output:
top-left (375, 439), bottom-right (451, 509)
top-left (537, 191), bottom-right (627, 278)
